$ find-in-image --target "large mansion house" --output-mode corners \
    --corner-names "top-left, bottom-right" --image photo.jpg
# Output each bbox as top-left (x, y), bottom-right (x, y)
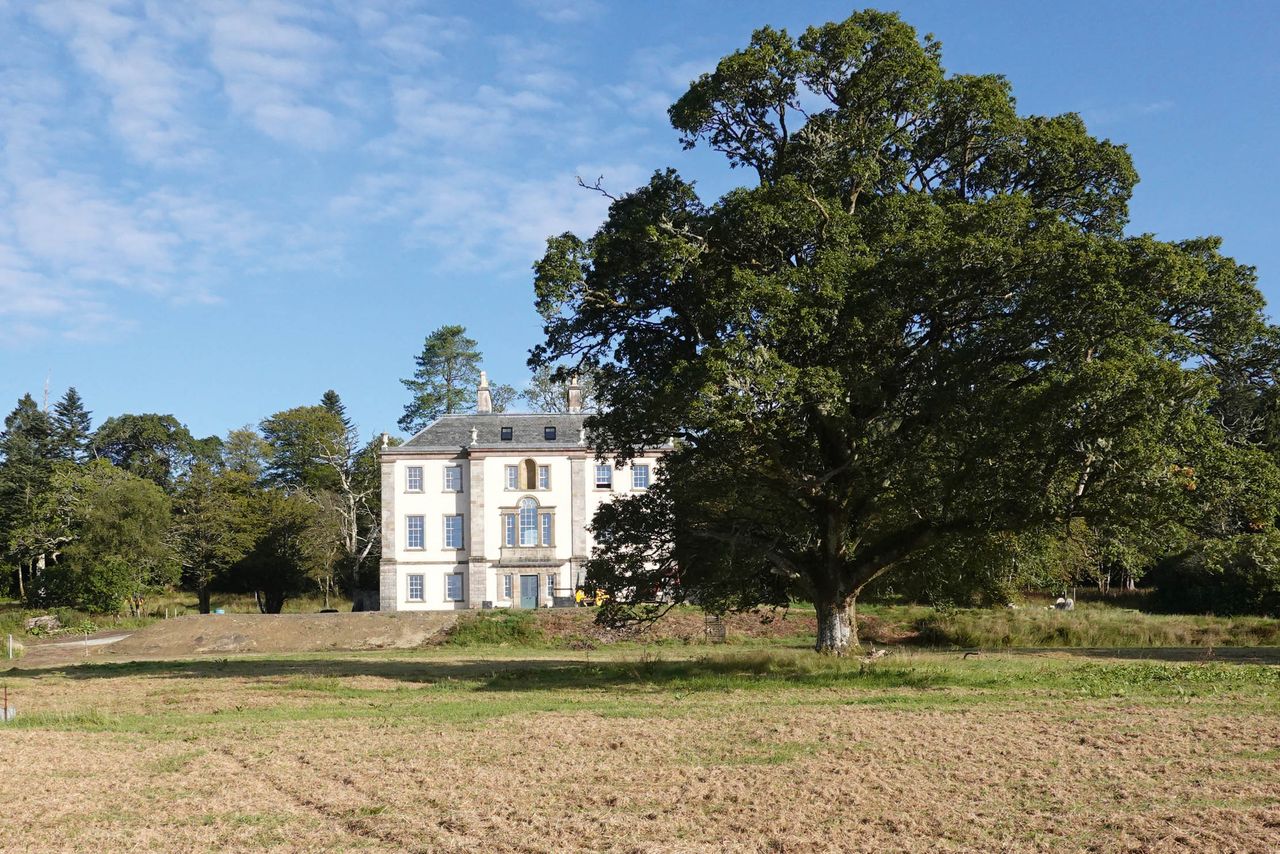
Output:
top-left (378, 374), bottom-right (666, 611)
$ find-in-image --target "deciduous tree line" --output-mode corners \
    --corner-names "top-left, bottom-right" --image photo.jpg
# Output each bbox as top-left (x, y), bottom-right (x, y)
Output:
top-left (0, 388), bottom-right (384, 613)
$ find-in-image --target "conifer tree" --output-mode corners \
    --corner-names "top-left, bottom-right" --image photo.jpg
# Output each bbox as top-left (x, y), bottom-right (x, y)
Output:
top-left (399, 325), bottom-right (482, 432)
top-left (52, 387), bottom-right (93, 462)
top-left (0, 394), bottom-right (59, 598)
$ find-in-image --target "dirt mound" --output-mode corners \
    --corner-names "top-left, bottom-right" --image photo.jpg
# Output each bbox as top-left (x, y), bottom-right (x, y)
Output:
top-left (107, 612), bottom-right (458, 657)
top-left (523, 607), bottom-right (819, 646)
top-left (521, 607), bottom-right (915, 647)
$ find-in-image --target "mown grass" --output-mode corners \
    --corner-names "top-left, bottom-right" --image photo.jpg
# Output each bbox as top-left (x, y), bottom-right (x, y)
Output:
top-left (5, 647), bottom-right (1277, 737)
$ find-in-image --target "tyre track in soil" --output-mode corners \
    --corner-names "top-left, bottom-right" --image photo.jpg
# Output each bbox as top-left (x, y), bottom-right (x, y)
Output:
top-left (215, 744), bottom-right (430, 853)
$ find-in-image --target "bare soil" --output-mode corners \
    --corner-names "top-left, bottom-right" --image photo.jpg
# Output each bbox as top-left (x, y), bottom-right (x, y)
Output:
top-left (530, 607), bottom-right (824, 645)
top-left (14, 612), bottom-right (457, 668)
top-left (519, 606), bottom-right (913, 647)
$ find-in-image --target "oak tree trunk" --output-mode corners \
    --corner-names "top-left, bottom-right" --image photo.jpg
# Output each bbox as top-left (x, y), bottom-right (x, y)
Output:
top-left (197, 585), bottom-right (211, 615)
top-left (815, 595), bottom-right (858, 655)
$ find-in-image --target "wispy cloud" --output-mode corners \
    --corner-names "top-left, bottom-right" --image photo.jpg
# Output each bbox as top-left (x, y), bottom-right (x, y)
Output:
top-left (340, 0), bottom-right (470, 70)
top-left (13, 174), bottom-right (180, 289)
top-left (31, 0), bottom-right (210, 167)
top-left (206, 0), bottom-right (347, 147)
top-left (1081, 99), bottom-right (1175, 127)
top-left (605, 45), bottom-right (712, 122)
top-left (330, 161), bottom-right (642, 271)
top-left (0, 0), bottom-right (700, 345)
top-left (518, 0), bottom-right (603, 24)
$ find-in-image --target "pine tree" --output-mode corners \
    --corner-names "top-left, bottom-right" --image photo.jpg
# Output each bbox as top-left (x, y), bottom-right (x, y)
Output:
top-left (52, 386), bottom-right (93, 461)
top-left (398, 325), bottom-right (482, 432)
top-left (0, 394), bottom-right (59, 598)
top-left (320, 389), bottom-right (354, 433)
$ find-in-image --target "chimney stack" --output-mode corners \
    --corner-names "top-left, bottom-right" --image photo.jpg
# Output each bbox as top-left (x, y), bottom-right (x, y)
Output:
top-left (566, 374), bottom-right (583, 413)
top-left (477, 371), bottom-right (492, 413)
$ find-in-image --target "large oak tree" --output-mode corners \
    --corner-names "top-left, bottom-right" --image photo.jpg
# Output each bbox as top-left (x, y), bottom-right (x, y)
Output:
top-left (530, 10), bottom-right (1272, 652)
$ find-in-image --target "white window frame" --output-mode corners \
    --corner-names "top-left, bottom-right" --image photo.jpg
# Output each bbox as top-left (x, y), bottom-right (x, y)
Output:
top-left (405, 515), bottom-right (425, 550)
top-left (540, 512), bottom-right (553, 547)
top-left (594, 464), bottom-right (612, 489)
top-left (519, 499), bottom-right (539, 547)
top-left (546, 574), bottom-right (555, 598)
top-left (405, 466), bottom-right (423, 493)
top-left (445, 573), bottom-right (464, 602)
top-left (443, 465), bottom-right (462, 492)
top-left (503, 514), bottom-right (516, 547)
top-left (502, 574), bottom-right (513, 599)
top-left (537, 465), bottom-right (550, 490)
top-left (505, 465), bottom-right (518, 490)
top-left (632, 464), bottom-right (650, 489)
top-left (444, 514), bottom-right (464, 549)
top-left (407, 574), bottom-right (424, 601)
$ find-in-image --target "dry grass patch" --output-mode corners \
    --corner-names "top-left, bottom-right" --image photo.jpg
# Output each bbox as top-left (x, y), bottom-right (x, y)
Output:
top-left (1, 648), bottom-right (1277, 852)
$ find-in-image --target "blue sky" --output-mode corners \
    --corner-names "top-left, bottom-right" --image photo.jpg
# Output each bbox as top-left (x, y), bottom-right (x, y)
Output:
top-left (2, 0), bottom-right (1278, 441)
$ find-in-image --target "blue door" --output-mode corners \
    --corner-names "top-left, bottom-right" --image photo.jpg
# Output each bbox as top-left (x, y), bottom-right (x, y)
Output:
top-left (519, 575), bottom-right (539, 609)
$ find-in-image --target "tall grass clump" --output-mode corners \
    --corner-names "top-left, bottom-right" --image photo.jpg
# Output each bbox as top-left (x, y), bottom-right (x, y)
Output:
top-left (447, 610), bottom-right (546, 647)
top-left (913, 605), bottom-right (1280, 648)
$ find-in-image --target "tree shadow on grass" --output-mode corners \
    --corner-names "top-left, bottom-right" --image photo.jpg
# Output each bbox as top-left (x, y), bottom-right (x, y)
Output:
top-left (0, 650), bottom-right (953, 693)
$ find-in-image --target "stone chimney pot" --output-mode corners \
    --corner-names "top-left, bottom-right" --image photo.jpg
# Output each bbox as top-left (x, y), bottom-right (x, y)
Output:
top-left (567, 374), bottom-right (583, 413)
top-left (477, 370), bottom-right (492, 414)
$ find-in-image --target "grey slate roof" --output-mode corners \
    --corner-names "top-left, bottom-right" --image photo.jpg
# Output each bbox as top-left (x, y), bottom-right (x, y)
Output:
top-left (401, 413), bottom-right (589, 450)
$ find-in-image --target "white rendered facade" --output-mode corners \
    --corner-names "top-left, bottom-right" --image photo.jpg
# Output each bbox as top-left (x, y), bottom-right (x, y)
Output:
top-left (379, 381), bottom-right (664, 611)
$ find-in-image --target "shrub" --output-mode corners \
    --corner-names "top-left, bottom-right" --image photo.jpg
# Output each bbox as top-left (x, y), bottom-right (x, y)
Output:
top-left (1151, 532), bottom-right (1280, 617)
top-left (448, 610), bottom-right (546, 646)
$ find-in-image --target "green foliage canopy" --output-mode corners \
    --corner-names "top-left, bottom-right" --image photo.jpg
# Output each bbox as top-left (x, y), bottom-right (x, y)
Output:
top-left (91, 413), bottom-right (213, 491)
top-left (532, 10), bottom-right (1276, 652)
top-left (172, 462), bottom-right (258, 613)
top-left (55, 460), bottom-right (176, 614)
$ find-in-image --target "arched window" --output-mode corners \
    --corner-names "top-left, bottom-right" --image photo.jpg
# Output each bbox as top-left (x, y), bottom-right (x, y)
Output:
top-left (521, 459), bottom-right (537, 490)
top-left (519, 497), bottom-right (539, 546)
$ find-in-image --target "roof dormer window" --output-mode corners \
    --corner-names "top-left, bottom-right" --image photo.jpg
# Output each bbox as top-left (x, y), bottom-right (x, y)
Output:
top-left (544, 426), bottom-right (557, 441)
top-left (500, 426), bottom-right (513, 441)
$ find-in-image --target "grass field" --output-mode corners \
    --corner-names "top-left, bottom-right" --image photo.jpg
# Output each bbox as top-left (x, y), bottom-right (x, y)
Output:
top-left (2, 646), bottom-right (1278, 852)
